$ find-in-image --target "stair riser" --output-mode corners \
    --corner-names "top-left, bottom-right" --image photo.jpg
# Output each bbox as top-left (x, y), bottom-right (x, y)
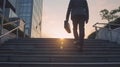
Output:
top-left (0, 51), bottom-right (120, 56)
top-left (0, 56), bottom-right (120, 62)
top-left (1, 38), bottom-right (120, 66)
top-left (0, 63), bottom-right (120, 67)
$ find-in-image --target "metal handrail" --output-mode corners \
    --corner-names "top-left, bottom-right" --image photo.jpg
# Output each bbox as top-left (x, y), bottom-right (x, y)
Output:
top-left (93, 22), bottom-right (120, 28)
top-left (93, 22), bottom-right (120, 41)
top-left (93, 22), bottom-right (107, 28)
top-left (0, 19), bottom-right (25, 39)
top-left (0, 26), bottom-right (19, 38)
top-left (3, 20), bottom-right (18, 26)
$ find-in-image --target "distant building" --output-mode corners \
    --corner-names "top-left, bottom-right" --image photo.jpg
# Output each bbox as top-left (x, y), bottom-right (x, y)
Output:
top-left (16, 0), bottom-right (43, 38)
top-left (0, 0), bottom-right (43, 38)
top-left (0, 0), bottom-right (17, 19)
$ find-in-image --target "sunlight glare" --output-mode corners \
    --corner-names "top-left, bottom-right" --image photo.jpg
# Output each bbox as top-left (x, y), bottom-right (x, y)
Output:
top-left (60, 45), bottom-right (63, 50)
top-left (59, 38), bottom-right (64, 50)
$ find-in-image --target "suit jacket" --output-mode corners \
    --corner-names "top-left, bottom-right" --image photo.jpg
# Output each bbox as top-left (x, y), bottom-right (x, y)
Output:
top-left (67, 0), bottom-right (89, 20)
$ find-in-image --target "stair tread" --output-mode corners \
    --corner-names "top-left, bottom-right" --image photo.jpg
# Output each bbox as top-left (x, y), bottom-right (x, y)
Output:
top-left (0, 38), bottom-right (120, 66)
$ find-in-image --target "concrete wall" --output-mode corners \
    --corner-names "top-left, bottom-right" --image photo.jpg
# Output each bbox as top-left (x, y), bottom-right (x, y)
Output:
top-left (96, 27), bottom-right (120, 44)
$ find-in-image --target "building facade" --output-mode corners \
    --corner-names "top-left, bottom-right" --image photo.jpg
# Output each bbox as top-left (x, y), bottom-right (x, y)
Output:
top-left (0, 0), bottom-right (17, 19)
top-left (0, 0), bottom-right (43, 38)
top-left (16, 0), bottom-right (43, 38)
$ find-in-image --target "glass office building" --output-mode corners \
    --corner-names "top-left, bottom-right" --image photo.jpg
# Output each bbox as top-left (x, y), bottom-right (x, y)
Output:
top-left (0, 0), bottom-right (17, 18)
top-left (16, 0), bottom-right (43, 38)
top-left (8, 0), bottom-right (16, 10)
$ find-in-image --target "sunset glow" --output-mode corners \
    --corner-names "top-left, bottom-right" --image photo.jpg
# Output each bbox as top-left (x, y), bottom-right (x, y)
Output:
top-left (42, 0), bottom-right (120, 38)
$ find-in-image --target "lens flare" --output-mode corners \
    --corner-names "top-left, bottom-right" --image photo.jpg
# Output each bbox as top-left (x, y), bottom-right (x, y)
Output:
top-left (60, 38), bottom-right (64, 50)
top-left (60, 45), bottom-right (63, 49)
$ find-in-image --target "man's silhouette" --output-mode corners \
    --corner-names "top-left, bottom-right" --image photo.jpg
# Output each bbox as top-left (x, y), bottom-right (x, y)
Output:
top-left (65, 0), bottom-right (89, 49)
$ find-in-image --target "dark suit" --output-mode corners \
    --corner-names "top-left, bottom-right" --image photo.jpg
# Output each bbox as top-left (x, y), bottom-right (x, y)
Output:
top-left (65, 0), bottom-right (89, 46)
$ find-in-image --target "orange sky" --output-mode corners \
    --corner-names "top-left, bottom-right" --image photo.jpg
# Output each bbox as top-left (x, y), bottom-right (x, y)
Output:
top-left (42, 0), bottom-right (120, 38)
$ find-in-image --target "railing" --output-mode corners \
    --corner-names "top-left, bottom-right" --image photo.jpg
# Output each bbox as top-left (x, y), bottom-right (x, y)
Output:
top-left (0, 19), bottom-right (25, 43)
top-left (93, 22), bottom-right (120, 41)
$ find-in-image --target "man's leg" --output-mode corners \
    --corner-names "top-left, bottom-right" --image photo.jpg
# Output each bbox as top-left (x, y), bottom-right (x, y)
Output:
top-left (79, 19), bottom-right (85, 47)
top-left (72, 19), bottom-right (79, 41)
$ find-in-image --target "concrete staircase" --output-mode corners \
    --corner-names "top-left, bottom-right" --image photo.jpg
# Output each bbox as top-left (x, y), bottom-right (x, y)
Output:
top-left (0, 38), bottom-right (120, 67)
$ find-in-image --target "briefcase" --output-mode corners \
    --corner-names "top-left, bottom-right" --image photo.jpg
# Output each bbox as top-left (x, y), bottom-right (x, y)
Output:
top-left (64, 21), bottom-right (71, 33)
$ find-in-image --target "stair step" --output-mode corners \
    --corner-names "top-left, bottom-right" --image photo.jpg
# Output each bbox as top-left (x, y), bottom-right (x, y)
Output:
top-left (1, 47), bottom-right (119, 51)
top-left (7, 38), bottom-right (108, 42)
top-left (0, 51), bottom-right (120, 56)
top-left (0, 62), bottom-right (120, 67)
top-left (1, 38), bottom-right (120, 66)
top-left (2, 43), bottom-right (119, 49)
top-left (1, 45), bottom-right (111, 49)
top-left (3, 38), bottom-right (117, 44)
top-left (0, 55), bottom-right (120, 62)
top-left (4, 42), bottom-right (116, 45)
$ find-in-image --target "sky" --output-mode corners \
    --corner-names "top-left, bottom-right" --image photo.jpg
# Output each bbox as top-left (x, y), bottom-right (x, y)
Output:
top-left (42, 0), bottom-right (120, 38)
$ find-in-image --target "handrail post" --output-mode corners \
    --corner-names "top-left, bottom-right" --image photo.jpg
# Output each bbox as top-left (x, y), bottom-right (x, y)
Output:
top-left (24, 24), bottom-right (25, 38)
top-left (108, 24), bottom-right (112, 41)
top-left (16, 20), bottom-right (20, 39)
top-left (93, 22), bottom-right (99, 39)
top-left (16, 28), bottom-right (18, 39)
top-left (95, 27), bottom-right (99, 39)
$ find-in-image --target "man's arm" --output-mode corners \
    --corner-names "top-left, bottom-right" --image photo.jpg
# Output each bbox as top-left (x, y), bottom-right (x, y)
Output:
top-left (85, 0), bottom-right (89, 24)
top-left (65, 0), bottom-right (72, 22)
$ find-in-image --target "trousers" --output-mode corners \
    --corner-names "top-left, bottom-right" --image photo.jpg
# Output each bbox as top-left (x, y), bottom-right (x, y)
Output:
top-left (71, 15), bottom-right (85, 45)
